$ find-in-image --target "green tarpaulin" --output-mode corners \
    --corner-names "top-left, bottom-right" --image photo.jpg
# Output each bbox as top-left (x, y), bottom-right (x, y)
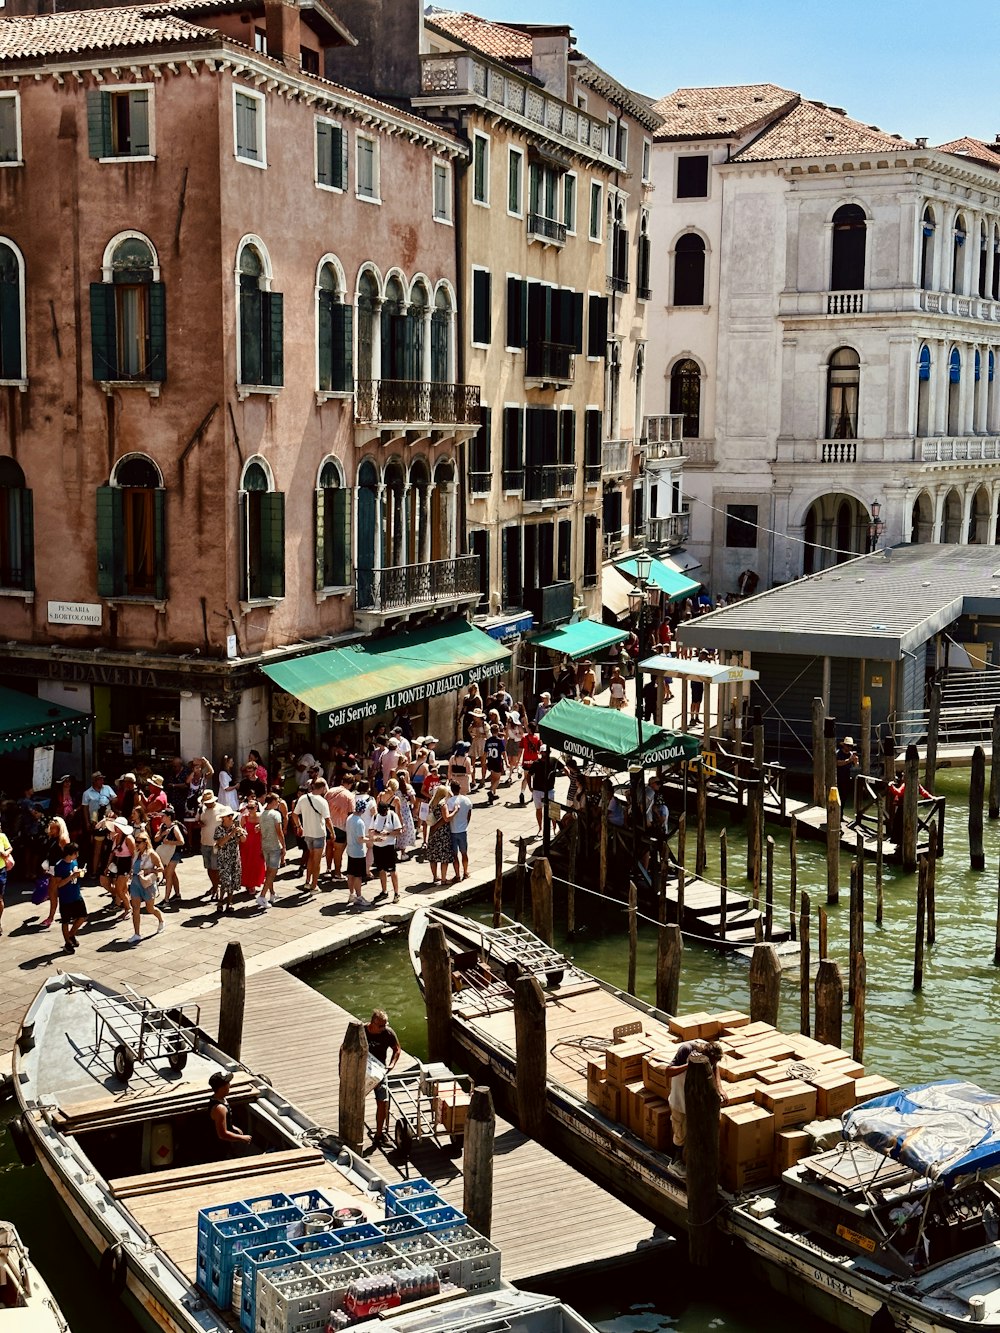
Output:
top-left (538, 697), bottom-right (700, 769)
top-left (616, 556), bottom-right (701, 604)
top-left (529, 619), bottom-right (628, 660)
top-left (261, 619), bottom-right (510, 732)
top-left (0, 685), bottom-right (92, 755)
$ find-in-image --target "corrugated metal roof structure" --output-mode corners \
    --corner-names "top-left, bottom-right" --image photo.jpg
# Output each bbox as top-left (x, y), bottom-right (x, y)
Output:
top-left (678, 545), bottom-right (1000, 661)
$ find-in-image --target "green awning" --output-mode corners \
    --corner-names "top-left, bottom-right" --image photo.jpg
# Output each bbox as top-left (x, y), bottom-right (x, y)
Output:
top-left (538, 697), bottom-right (700, 769)
top-left (616, 556), bottom-right (701, 604)
top-left (0, 685), bottom-right (92, 755)
top-left (261, 619), bottom-right (511, 732)
top-left (529, 619), bottom-right (628, 660)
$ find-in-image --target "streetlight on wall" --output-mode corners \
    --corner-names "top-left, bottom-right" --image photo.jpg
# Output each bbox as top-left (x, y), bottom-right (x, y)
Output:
top-left (868, 499), bottom-right (885, 553)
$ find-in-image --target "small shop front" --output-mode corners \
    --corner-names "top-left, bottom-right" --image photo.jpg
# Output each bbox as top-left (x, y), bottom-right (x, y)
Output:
top-left (261, 618), bottom-right (512, 761)
top-left (0, 684), bottom-right (93, 793)
top-left (525, 618), bottom-right (630, 701)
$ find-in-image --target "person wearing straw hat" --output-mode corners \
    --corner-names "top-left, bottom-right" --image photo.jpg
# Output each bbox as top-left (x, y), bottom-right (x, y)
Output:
top-left (836, 735), bottom-right (858, 802)
top-left (197, 790), bottom-right (223, 901)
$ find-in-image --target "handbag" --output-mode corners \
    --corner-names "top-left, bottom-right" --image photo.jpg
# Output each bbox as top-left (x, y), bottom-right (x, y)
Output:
top-left (3, 850), bottom-right (13, 871)
top-left (31, 875), bottom-right (50, 904)
top-left (138, 870), bottom-right (157, 891)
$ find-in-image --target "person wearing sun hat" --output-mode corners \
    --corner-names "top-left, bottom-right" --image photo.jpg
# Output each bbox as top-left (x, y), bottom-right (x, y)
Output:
top-left (213, 804), bottom-right (245, 912)
top-left (836, 735), bottom-right (858, 802)
top-left (197, 789), bottom-right (222, 900)
top-left (344, 796), bottom-right (369, 907)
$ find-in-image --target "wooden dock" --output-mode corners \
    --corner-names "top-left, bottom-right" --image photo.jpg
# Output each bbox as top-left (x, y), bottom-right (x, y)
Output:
top-left (188, 965), bottom-right (669, 1285)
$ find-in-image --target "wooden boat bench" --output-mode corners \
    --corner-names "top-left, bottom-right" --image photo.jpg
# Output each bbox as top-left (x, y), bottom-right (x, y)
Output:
top-left (108, 1146), bottom-right (325, 1200)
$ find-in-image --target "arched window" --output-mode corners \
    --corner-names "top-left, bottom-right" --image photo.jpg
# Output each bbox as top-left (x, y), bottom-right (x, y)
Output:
top-left (980, 223), bottom-right (989, 298)
top-left (0, 241), bottom-right (25, 381)
top-left (240, 457), bottom-right (284, 600)
top-left (953, 216), bottom-right (967, 295)
top-left (91, 235), bottom-right (165, 383)
top-left (920, 207), bottom-right (935, 290)
top-left (673, 233), bottom-right (705, 306)
top-left (670, 358), bottom-right (701, 438)
top-left (315, 457), bottom-right (351, 590)
top-left (609, 196), bottom-right (628, 289)
top-left (637, 211), bottom-right (651, 300)
top-left (97, 453), bottom-right (165, 598)
top-left (317, 260), bottom-right (352, 393)
top-left (0, 456), bottom-right (32, 590)
top-left (355, 459), bottom-right (378, 608)
top-left (357, 270), bottom-right (378, 385)
top-left (237, 241), bottom-right (282, 388)
top-left (409, 282), bottom-right (428, 382)
top-left (826, 347), bottom-right (860, 439)
top-left (948, 347), bottom-right (962, 434)
top-left (407, 458), bottom-right (430, 566)
top-left (917, 344), bottom-right (931, 435)
top-left (830, 204), bottom-right (866, 291)
top-left (381, 276), bottom-right (409, 381)
top-left (431, 287), bottom-right (451, 384)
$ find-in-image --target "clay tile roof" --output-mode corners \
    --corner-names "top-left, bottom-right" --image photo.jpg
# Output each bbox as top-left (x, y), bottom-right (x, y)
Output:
top-left (0, 3), bottom-right (213, 61)
top-left (936, 136), bottom-right (1000, 170)
top-left (733, 98), bottom-right (913, 161)
top-left (651, 82), bottom-right (797, 140)
top-left (425, 8), bottom-right (532, 63)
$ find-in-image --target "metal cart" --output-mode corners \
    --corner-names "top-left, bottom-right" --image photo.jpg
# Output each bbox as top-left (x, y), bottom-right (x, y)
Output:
top-left (387, 1062), bottom-right (473, 1155)
top-left (86, 983), bottom-right (201, 1083)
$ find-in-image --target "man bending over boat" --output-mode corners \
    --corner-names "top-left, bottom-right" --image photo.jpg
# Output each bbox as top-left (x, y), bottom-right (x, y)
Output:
top-left (208, 1071), bottom-right (253, 1152)
top-left (365, 1009), bottom-right (401, 1147)
top-left (666, 1040), bottom-right (726, 1175)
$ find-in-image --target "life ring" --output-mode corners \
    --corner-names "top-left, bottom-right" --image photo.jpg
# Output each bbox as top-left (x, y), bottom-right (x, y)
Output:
top-left (7, 1115), bottom-right (35, 1166)
top-left (99, 1242), bottom-right (128, 1296)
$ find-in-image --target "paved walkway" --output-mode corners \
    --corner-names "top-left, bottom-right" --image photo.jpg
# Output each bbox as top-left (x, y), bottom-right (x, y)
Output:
top-left (0, 776), bottom-right (559, 1071)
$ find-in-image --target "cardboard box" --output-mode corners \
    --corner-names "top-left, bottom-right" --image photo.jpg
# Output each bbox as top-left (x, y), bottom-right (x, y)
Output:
top-left (723, 1079), bottom-right (761, 1106)
top-left (809, 1073), bottom-right (856, 1118)
top-left (714, 1011), bottom-right (751, 1031)
top-left (587, 1059), bottom-right (607, 1101)
top-left (668, 1013), bottom-right (716, 1041)
top-left (605, 1040), bottom-right (652, 1086)
top-left (756, 1064), bottom-right (796, 1085)
top-left (736, 1037), bottom-right (798, 1062)
top-left (754, 1080), bottom-right (817, 1130)
top-left (822, 1058), bottom-right (865, 1080)
top-left (720, 1104), bottom-right (775, 1163)
top-left (773, 1129), bottom-right (811, 1173)
top-left (642, 1052), bottom-right (675, 1096)
top-left (601, 1084), bottom-right (622, 1123)
top-left (722, 1156), bottom-right (772, 1192)
top-left (436, 1090), bottom-right (471, 1135)
top-left (854, 1075), bottom-right (899, 1101)
top-left (641, 1096), bottom-right (672, 1151)
top-left (787, 1034), bottom-right (827, 1058)
top-left (721, 1054), bottom-right (779, 1080)
top-left (632, 1087), bottom-right (663, 1138)
top-left (739, 1022), bottom-right (779, 1040)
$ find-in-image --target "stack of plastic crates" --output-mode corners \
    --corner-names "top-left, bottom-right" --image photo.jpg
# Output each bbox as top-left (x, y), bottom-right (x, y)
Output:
top-left (197, 1192), bottom-right (305, 1310)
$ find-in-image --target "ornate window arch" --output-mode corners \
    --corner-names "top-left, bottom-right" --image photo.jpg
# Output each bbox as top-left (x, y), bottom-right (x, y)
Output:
top-left (0, 237), bottom-right (26, 383)
top-left (236, 237), bottom-right (282, 389)
top-left (315, 455), bottom-right (351, 590)
top-left (826, 347), bottom-right (860, 439)
top-left (91, 232), bottom-right (165, 383)
top-left (316, 255), bottom-right (352, 393)
top-left (669, 357), bottom-right (702, 437)
top-left (830, 204), bottom-right (866, 291)
top-left (673, 231), bottom-right (706, 306)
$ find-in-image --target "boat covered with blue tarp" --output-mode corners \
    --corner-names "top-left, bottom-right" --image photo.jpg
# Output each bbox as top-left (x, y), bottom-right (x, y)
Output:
top-left (843, 1080), bottom-right (1000, 1183)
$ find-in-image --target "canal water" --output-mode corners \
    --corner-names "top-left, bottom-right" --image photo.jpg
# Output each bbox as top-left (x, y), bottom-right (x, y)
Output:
top-left (1, 767), bottom-right (997, 1332)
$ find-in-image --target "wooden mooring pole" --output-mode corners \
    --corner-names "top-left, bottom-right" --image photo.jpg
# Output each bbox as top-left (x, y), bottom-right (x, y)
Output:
top-left (748, 766), bottom-right (763, 909)
top-left (788, 815), bottom-right (798, 941)
top-left (218, 940), bottom-right (246, 1061)
top-left (924, 683), bottom-right (941, 794)
top-left (875, 790), bottom-right (885, 926)
top-left (970, 745), bottom-right (986, 871)
top-left (686, 1054), bottom-right (721, 1268)
top-left (513, 975), bottom-right (547, 1141)
top-left (337, 1019), bottom-right (367, 1152)
top-left (818, 906), bottom-right (828, 960)
top-left (852, 952), bottom-right (866, 1063)
top-left (420, 923), bottom-right (452, 1064)
top-left (627, 880), bottom-right (638, 997)
top-left (531, 857), bottom-right (554, 946)
top-left (749, 942), bottom-right (782, 1026)
top-left (695, 764), bottom-right (708, 877)
top-left (676, 813), bottom-right (687, 921)
top-left (824, 717), bottom-right (837, 803)
top-left (994, 845), bottom-right (1000, 965)
top-left (859, 696), bottom-right (872, 803)
top-left (566, 817), bottom-right (578, 938)
top-left (657, 923), bottom-right (682, 1015)
top-left (826, 787), bottom-right (841, 906)
top-left (514, 837), bottom-right (527, 921)
top-left (799, 891), bottom-right (811, 1037)
top-left (814, 960), bottom-right (843, 1048)
top-left (599, 779), bottom-right (611, 895)
top-left (719, 829), bottom-right (728, 942)
top-left (764, 835), bottom-right (774, 941)
top-left (493, 829), bottom-right (503, 928)
top-left (811, 697), bottom-right (826, 807)
top-left (991, 705), bottom-right (1000, 820)
top-left (926, 837), bottom-right (937, 946)
top-left (913, 856), bottom-right (927, 991)
top-left (463, 1087), bottom-right (495, 1239)
top-left (902, 744), bottom-right (920, 873)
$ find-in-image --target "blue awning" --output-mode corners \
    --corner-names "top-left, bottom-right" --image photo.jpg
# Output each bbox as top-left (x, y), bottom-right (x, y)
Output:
top-left (483, 613), bottom-right (534, 643)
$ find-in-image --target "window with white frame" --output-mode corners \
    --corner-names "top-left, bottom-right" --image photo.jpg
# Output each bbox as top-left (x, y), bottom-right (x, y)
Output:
top-left (473, 132), bottom-right (490, 205)
top-left (0, 94), bottom-right (21, 165)
top-left (356, 133), bottom-right (379, 201)
top-left (563, 172), bottom-right (577, 234)
top-left (507, 146), bottom-right (523, 216)
top-left (315, 116), bottom-right (346, 190)
top-left (0, 239), bottom-right (25, 381)
top-left (433, 159), bottom-right (452, 222)
top-left (233, 87), bottom-right (265, 166)
top-left (642, 137), bottom-right (651, 183)
top-left (589, 180), bottom-right (603, 241)
top-left (87, 85), bottom-right (153, 159)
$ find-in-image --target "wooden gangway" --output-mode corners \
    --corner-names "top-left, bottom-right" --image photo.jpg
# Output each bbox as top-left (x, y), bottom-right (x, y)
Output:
top-left (187, 965), bottom-right (669, 1285)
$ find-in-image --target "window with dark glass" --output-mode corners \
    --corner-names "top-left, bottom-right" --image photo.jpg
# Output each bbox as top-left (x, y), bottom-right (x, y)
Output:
top-left (234, 89), bottom-right (263, 164)
top-left (587, 293), bottom-right (608, 357)
top-left (239, 245), bottom-right (282, 386)
top-left (557, 518), bottom-right (572, 581)
top-left (673, 233), bottom-right (705, 306)
top-left (90, 237), bottom-right (165, 383)
top-left (920, 207), bottom-right (935, 290)
top-left (472, 268), bottom-right (491, 345)
top-left (431, 289), bottom-right (450, 381)
top-left (0, 95), bottom-right (19, 163)
top-left (583, 514), bottom-right (599, 586)
top-left (524, 407), bottom-right (558, 500)
top-left (826, 347), bottom-right (860, 439)
top-left (725, 503), bottom-right (758, 549)
top-left (830, 204), bottom-right (866, 290)
top-left (676, 154), bottom-right (708, 198)
top-left (0, 242), bottom-right (23, 380)
top-left (468, 528), bottom-right (489, 608)
top-left (953, 216), bottom-right (967, 295)
top-left (300, 46), bottom-right (319, 74)
top-left (502, 525), bottom-right (522, 608)
top-left (97, 454), bottom-right (165, 598)
top-left (315, 459), bottom-right (351, 590)
top-left (473, 134), bottom-right (489, 204)
top-left (241, 460), bottom-right (284, 600)
top-left (584, 409), bottom-right (602, 482)
top-left (669, 359), bottom-right (700, 437)
top-left (603, 487), bottom-right (623, 540)
top-left (317, 263), bottom-right (352, 392)
top-left (502, 407), bottom-right (523, 489)
top-left (469, 407), bottom-right (491, 493)
top-left (0, 456), bottom-right (32, 591)
top-left (316, 118), bottom-right (346, 189)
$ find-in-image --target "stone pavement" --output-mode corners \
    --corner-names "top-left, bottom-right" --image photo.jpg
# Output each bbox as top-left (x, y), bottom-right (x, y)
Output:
top-left (0, 774), bottom-right (565, 1074)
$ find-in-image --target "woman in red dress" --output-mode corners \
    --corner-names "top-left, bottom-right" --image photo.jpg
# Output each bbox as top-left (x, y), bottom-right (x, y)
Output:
top-left (239, 799), bottom-right (266, 893)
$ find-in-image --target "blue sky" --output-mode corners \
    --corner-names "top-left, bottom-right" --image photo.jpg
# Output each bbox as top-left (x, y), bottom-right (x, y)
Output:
top-left (450, 1), bottom-right (1000, 147)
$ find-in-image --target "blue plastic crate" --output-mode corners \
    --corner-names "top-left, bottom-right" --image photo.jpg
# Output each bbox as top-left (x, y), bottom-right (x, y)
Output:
top-left (242, 1192), bottom-right (294, 1215)
top-left (396, 1191), bottom-right (447, 1217)
top-left (290, 1231), bottom-right (344, 1258)
top-left (197, 1200), bottom-right (250, 1264)
top-left (376, 1215), bottom-right (427, 1243)
top-left (198, 1214), bottom-right (270, 1309)
top-left (384, 1178), bottom-right (435, 1216)
top-left (237, 1243), bottom-right (299, 1333)
top-left (419, 1206), bottom-right (467, 1234)
top-left (286, 1188), bottom-right (338, 1216)
top-left (255, 1206), bottom-right (304, 1241)
top-left (336, 1222), bottom-right (383, 1250)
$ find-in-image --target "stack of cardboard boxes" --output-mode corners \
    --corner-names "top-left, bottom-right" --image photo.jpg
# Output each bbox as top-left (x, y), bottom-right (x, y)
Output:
top-left (433, 1080), bottom-right (471, 1135)
top-left (584, 1011), bottom-right (899, 1192)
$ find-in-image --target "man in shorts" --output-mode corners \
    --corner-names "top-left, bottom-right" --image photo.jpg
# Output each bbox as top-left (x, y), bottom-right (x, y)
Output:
top-left (292, 779), bottom-right (334, 892)
top-left (364, 1008), bottom-right (401, 1146)
top-left (445, 781), bottom-right (473, 881)
top-left (666, 1039), bottom-right (726, 1173)
top-left (484, 723), bottom-right (507, 803)
top-left (257, 792), bottom-right (286, 910)
top-left (53, 841), bottom-right (88, 953)
top-left (197, 791), bottom-right (221, 899)
top-left (345, 798), bottom-right (368, 908)
top-left (325, 774), bottom-right (356, 881)
top-left (529, 747), bottom-right (565, 833)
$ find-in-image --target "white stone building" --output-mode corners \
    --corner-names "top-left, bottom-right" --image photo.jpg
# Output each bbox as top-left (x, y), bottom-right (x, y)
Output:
top-left (647, 84), bottom-right (1000, 594)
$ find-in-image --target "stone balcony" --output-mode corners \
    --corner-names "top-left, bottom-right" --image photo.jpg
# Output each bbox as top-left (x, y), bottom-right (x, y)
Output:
top-left (780, 286), bottom-right (1000, 324)
top-left (355, 555), bottom-right (481, 630)
top-left (602, 439), bottom-right (632, 478)
top-left (646, 513), bottom-right (690, 548)
top-left (774, 434), bottom-right (1000, 467)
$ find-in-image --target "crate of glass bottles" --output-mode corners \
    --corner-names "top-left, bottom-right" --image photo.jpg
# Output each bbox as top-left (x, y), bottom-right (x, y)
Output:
top-left (384, 1178), bottom-right (436, 1216)
top-left (198, 1212), bottom-right (270, 1308)
top-left (238, 1247), bottom-right (299, 1333)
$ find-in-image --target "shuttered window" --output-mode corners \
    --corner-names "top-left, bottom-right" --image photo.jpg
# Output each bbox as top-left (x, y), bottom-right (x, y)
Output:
top-left (315, 119), bottom-right (347, 190)
top-left (468, 528), bottom-right (489, 609)
top-left (584, 409), bottom-right (602, 483)
top-left (315, 464), bottom-right (352, 590)
top-left (472, 268), bottom-right (491, 345)
top-left (0, 458), bottom-right (33, 591)
top-left (87, 88), bottom-right (151, 158)
top-left (0, 95), bottom-right (20, 164)
top-left (587, 294), bottom-right (608, 358)
top-left (318, 283), bottom-right (353, 393)
top-left (502, 525), bottom-right (522, 609)
top-left (239, 247), bottom-right (283, 388)
top-left (583, 514), bottom-right (599, 586)
top-left (433, 161), bottom-right (452, 221)
top-left (473, 134), bottom-right (489, 204)
top-left (557, 519), bottom-right (572, 583)
top-left (97, 456), bottom-right (165, 599)
top-left (357, 135), bottom-right (378, 199)
top-left (241, 462), bottom-right (284, 601)
top-left (89, 237), bottom-right (165, 383)
top-left (506, 277), bottom-right (527, 350)
top-left (558, 410), bottom-right (575, 468)
top-left (469, 407), bottom-right (492, 493)
top-left (234, 89), bottom-right (264, 164)
top-left (502, 407), bottom-right (523, 489)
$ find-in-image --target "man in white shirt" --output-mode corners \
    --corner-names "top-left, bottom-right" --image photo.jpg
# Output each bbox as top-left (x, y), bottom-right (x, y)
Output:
top-left (370, 794), bottom-right (402, 903)
top-left (295, 752), bottom-right (317, 791)
top-left (292, 780), bottom-right (333, 892)
top-left (391, 726), bottom-right (412, 761)
top-left (445, 781), bottom-right (474, 881)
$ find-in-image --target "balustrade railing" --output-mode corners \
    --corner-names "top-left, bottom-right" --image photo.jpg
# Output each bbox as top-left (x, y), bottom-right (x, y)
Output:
top-left (917, 435), bottom-right (1000, 462)
top-left (820, 438), bottom-right (858, 463)
top-left (827, 290), bottom-right (865, 314)
top-left (527, 213), bottom-right (567, 245)
top-left (355, 379), bottom-right (481, 425)
top-left (646, 513), bottom-right (690, 547)
top-left (606, 273), bottom-right (630, 294)
top-left (355, 554), bottom-right (480, 612)
top-left (643, 414), bottom-right (685, 446)
top-left (525, 341), bottom-right (575, 383)
top-left (602, 439), bottom-right (632, 475)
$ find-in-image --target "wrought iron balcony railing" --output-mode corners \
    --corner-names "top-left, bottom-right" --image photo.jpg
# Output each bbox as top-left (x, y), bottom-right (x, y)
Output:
top-left (527, 213), bottom-right (567, 245)
top-left (356, 554), bottom-right (480, 613)
top-left (355, 379), bottom-right (481, 425)
top-left (525, 341), bottom-right (575, 384)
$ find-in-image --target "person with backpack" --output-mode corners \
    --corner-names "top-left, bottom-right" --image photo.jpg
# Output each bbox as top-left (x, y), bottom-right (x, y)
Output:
top-left (154, 806), bottom-right (186, 907)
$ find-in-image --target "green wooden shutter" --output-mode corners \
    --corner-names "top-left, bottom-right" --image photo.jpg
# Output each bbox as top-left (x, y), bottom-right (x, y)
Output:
top-left (330, 485), bottom-right (351, 586)
top-left (152, 487), bottom-right (166, 599)
top-left (259, 490), bottom-right (285, 597)
top-left (571, 291), bottom-right (584, 354)
top-left (148, 281), bottom-right (166, 381)
top-left (472, 269), bottom-right (491, 344)
top-left (318, 289), bottom-right (334, 391)
top-left (587, 294), bottom-right (608, 357)
top-left (86, 90), bottom-right (111, 158)
top-left (18, 486), bottom-right (34, 592)
top-left (0, 273), bottom-right (21, 379)
top-left (333, 303), bottom-right (353, 392)
top-left (96, 485), bottom-right (124, 596)
top-left (506, 277), bottom-right (528, 350)
top-left (240, 491), bottom-right (251, 600)
top-left (89, 283), bottom-right (118, 380)
top-left (314, 487), bottom-right (326, 589)
top-left (265, 290), bottom-right (283, 386)
top-left (316, 120), bottom-right (332, 186)
top-left (332, 125), bottom-right (346, 189)
top-left (240, 277), bottom-right (261, 384)
top-left (129, 89), bottom-right (150, 156)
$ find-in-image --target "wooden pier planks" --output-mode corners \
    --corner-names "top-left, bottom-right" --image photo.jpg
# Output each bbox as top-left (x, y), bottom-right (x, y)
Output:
top-left (183, 966), bottom-right (667, 1284)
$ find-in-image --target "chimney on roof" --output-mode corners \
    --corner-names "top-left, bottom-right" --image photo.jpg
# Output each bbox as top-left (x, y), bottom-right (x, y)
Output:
top-left (915, 137), bottom-right (928, 149)
top-left (528, 29), bottom-right (571, 100)
top-left (264, 0), bottom-right (301, 71)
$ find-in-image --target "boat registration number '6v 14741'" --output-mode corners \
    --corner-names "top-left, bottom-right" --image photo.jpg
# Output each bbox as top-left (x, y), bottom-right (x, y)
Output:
top-left (835, 1224), bottom-right (876, 1253)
